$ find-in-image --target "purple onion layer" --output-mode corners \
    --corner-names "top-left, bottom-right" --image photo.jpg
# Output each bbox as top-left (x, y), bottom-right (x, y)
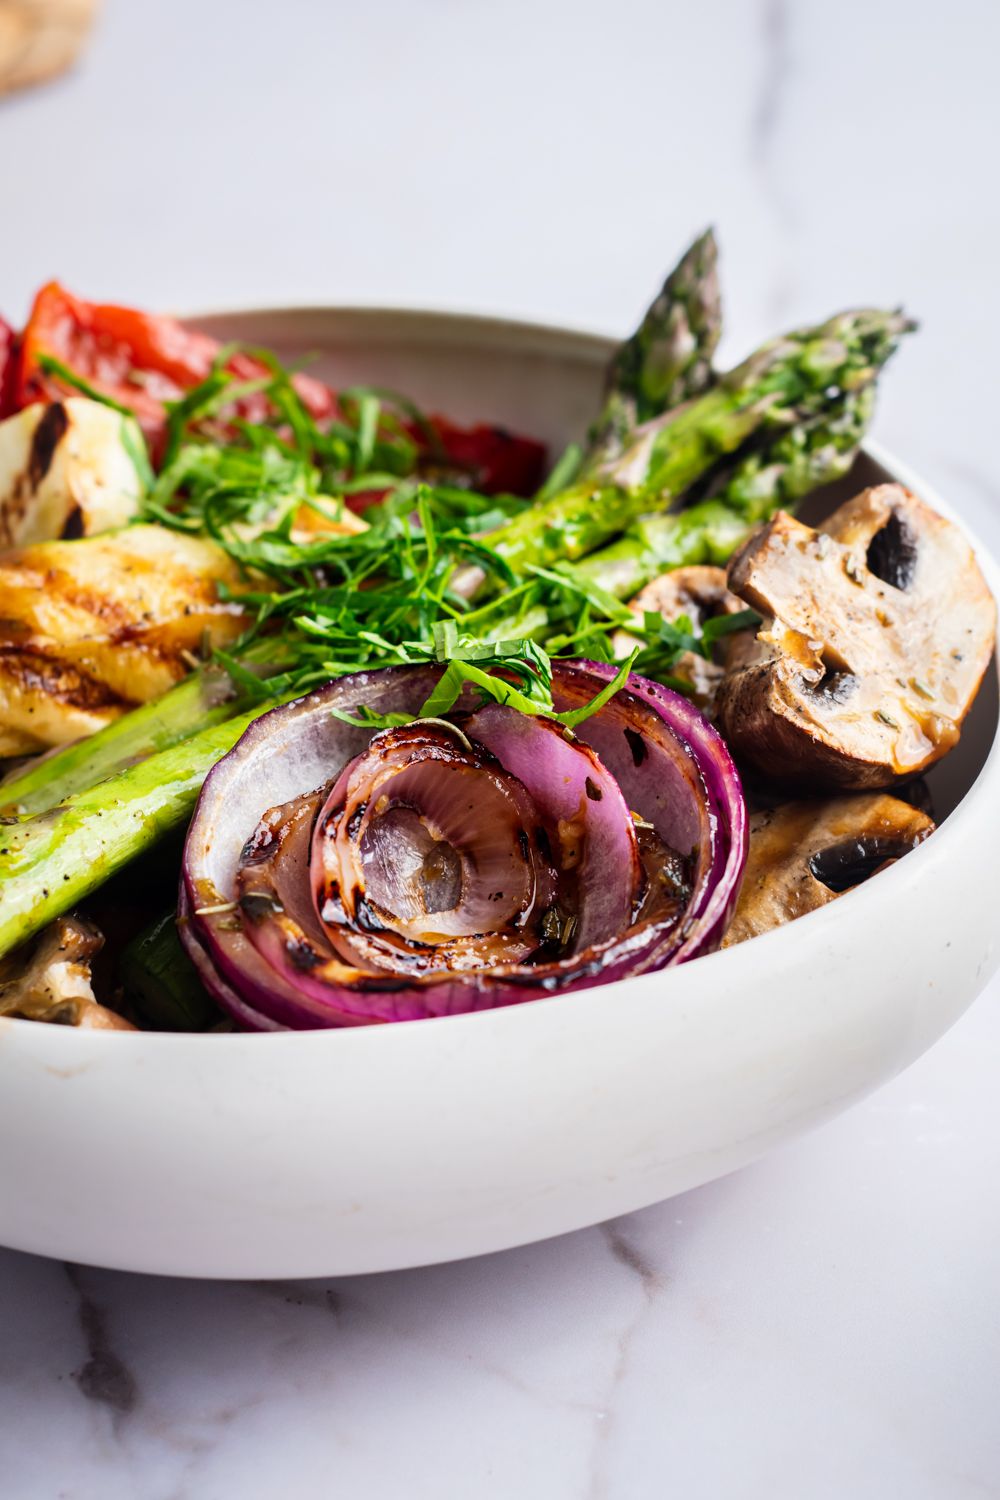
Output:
top-left (179, 663), bottom-right (748, 1028)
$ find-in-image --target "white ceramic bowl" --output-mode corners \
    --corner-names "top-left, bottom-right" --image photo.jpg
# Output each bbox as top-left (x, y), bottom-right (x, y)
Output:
top-left (1, 309), bottom-right (997, 1279)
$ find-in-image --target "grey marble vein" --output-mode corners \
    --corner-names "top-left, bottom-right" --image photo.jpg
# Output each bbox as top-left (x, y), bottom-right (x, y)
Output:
top-left (752, 0), bottom-right (798, 322)
top-left (752, 0), bottom-right (791, 175)
top-left (65, 1263), bottom-right (138, 1420)
top-left (600, 1221), bottom-right (663, 1298)
top-left (584, 1221), bottom-right (665, 1498)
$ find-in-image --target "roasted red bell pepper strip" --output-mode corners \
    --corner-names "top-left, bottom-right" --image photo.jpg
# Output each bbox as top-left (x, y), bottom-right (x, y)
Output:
top-left (423, 415), bottom-right (547, 496)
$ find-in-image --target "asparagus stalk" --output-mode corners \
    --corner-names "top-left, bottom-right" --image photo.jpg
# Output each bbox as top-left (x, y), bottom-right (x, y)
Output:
top-left (574, 383), bottom-right (876, 600)
top-left (465, 385), bottom-right (875, 638)
top-left (586, 228), bottom-right (721, 465)
top-left (0, 702), bottom-right (282, 958)
top-left (567, 500), bottom-right (752, 600)
top-left (485, 308), bottom-right (913, 579)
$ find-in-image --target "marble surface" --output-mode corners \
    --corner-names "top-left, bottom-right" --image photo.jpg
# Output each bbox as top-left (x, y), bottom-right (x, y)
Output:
top-left (1, 1), bottom-right (999, 1495)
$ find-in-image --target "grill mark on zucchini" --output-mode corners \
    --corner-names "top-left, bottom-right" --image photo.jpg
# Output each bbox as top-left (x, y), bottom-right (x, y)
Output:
top-left (27, 402), bottom-right (69, 488)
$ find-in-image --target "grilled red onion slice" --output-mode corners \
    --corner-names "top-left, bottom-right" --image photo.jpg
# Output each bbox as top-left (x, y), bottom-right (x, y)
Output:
top-left (180, 662), bottom-right (747, 1028)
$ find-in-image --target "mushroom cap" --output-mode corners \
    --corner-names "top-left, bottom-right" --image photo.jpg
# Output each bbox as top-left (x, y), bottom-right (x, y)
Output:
top-left (722, 792), bottom-right (934, 947)
top-left (717, 484), bottom-right (997, 788)
top-left (616, 564), bottom-right (748, 709)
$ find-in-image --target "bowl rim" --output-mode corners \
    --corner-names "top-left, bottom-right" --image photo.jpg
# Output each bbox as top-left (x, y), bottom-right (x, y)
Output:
top-left (177, 299), bottom-right (621, 349)
top-left (3, 305), bottom-right (998, 1049)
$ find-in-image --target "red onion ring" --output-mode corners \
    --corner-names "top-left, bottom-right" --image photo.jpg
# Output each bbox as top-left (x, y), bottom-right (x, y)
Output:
top-left (180, 663), bottom-right (747, 1028)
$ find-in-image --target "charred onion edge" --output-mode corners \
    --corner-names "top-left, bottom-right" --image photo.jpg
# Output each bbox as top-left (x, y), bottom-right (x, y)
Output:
top-left (572, 660), bottom-right (748, 960)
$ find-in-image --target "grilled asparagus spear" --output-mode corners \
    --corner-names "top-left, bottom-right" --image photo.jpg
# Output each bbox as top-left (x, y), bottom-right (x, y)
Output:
top-left (0, 703), bottom-right (284, 957)
top-left (586, 228), bottom-right (721, 466)
top-left (573, 383), bottom-right (876, 601)
top-left (486, 308), bottom-right (912, 578)
top-left (0, 668), bottom-right (245, 817)
top-left (462, 384), bottom-right (876, 640)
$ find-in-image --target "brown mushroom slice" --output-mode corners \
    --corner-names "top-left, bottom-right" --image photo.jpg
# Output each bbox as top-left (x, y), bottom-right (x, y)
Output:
top-left (615, 565), bottom-right (748, 708)
top-left (717, 484), bottom-right (997, 788)
top-left (0, 914), bottom-right (135, 1029)
top-left (722, 793), bottom-right (934, 947)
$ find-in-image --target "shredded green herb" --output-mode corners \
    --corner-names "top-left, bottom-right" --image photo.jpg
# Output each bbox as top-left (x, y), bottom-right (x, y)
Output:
top-left (37, 352), bottom-right (136, 417)
top-left (126, 347), bottom-right (755, 717)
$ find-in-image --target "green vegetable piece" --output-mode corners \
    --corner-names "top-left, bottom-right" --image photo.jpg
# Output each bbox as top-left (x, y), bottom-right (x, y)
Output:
top-left (119, 911), bottom-right (220, 1031)
top-left (484, 309), bottom-right (913, 579)
top-left (0, 701), bottom-right (285, 960)
top-left (0, 667), bottom-right (247, 818)
top-left (587, 226), bottom-right (722, 465)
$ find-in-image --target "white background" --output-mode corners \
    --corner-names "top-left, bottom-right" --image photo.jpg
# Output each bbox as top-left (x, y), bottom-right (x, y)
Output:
top-left (1, 2), bottom-right (999, 1496)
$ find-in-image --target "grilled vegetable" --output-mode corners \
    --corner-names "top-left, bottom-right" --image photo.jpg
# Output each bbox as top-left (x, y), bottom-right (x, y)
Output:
top-left (0, 524), bottom-right (251, 755)
top-left (485, 310), bottom-right (912, 579)
top-left (722, 794), bottom-right (934, 946)
top-left (0, 318), bottom-right (17, 417)
top-left (572, 385), bottom-right (877, 603)
top-left (717, 485), bottom-right (998, 788)
top-left (0, 398), bottom-right (146, 548)
top-left (15, 281), bottom-right (336, 456)
top-left (614, 565), bottom-right (747, 708)
top-left (180, 662), bottom-right (747, 1027)
top-left (0, 698), bottom-right (281, 958)
top-left (0, 665), bottom-right (252, 816)
top-left (119, 910), bottom-right (219, 1031)
top-left (586, 228), bottom-right (721, 466)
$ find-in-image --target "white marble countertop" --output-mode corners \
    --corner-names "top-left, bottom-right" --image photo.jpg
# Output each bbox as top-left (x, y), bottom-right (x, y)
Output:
top-left (1, 1), bottom-right (999, 1495)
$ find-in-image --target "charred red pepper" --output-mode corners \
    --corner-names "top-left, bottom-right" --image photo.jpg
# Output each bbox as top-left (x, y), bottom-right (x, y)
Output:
top-left (15, 282), bottom-right (335, 458)
top-left (422, 416), bottom-right (547, 497)
top-left (346, 417), bottom-right (548, 515)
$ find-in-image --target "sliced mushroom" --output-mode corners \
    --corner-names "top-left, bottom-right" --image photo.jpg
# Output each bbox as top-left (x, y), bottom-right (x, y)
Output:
top-left (615, 565), bottom-right (748, 708)
top-left (717, 484), bottom-right (997, 788)
top-left (0, 914), bottom-right (135, 1029)
top-left (722, 792), bottom-right (934, 947)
